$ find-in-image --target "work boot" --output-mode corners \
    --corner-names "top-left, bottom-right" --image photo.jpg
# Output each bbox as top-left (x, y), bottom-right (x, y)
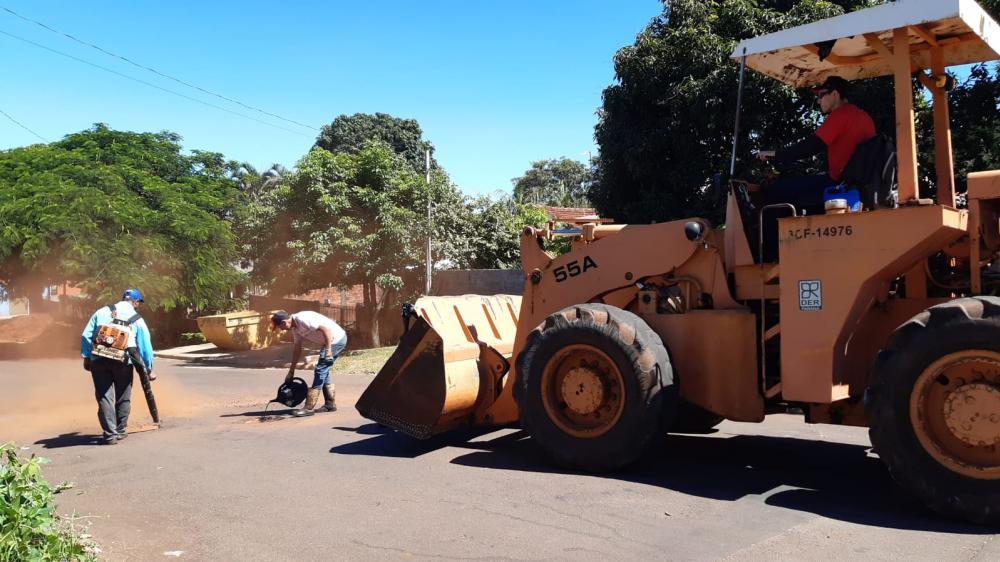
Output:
top-left (314, 385), bottom-right (337, 413)
top-left (292, 388), bottom-right (321, 417)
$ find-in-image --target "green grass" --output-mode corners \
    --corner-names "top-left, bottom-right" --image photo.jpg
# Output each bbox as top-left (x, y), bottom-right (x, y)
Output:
top-left (336, 346), bottom-right (396, 375)
top-left (179, 332), bottom-right (207, 344)
top-left (0, 444), bottom-right (97, 561)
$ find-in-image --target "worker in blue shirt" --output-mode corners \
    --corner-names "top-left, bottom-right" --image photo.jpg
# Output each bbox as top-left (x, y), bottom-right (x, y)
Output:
top-left (81, 289), bottom-right (155, 445)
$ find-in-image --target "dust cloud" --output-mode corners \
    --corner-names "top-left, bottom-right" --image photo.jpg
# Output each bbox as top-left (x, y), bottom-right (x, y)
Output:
top-left (0, 358), bottom-right (209, 444)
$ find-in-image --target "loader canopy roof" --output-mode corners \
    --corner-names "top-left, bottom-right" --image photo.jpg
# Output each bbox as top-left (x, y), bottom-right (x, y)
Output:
top-left (731, 0), bottom-right (1000, 87)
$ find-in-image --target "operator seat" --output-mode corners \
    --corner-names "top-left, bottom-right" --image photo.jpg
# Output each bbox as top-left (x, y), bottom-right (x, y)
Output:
top-left (841, 134), bottom-right (898, 210)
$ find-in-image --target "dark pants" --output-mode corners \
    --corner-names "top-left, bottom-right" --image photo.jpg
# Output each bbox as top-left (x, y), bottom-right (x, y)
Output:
top-left (760, 174), bottom-right (835, 262)
top-left (91, 359), bottom-right (134, 440)
top-left (763, 174), bottom-right (834, 216)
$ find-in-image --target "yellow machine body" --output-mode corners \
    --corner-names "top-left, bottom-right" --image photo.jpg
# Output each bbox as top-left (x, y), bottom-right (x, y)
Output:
top-left (356, 0), bottom-right (1000, 525)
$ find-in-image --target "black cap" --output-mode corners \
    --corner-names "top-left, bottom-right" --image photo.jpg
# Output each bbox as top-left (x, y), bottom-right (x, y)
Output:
top-left (812, 76), bottom-right (851, 98)
top-left (270, 310), bottom-right (290, 326)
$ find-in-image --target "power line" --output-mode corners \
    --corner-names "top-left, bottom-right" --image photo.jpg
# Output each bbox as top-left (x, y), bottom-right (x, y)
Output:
top-left (0, 28), bottom-right (313, 138)
top-left (0, 5), bottom-right (318, 132)
top-left (0, 106), bottom-right (47, 142)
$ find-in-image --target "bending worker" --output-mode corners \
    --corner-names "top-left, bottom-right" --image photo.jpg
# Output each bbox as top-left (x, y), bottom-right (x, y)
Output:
top-left (271, 309), bottom-right (347, 416)
top-left (757, 75), bottom-right (875, 214)
top-left (81, 289), bottom-right (155, 445)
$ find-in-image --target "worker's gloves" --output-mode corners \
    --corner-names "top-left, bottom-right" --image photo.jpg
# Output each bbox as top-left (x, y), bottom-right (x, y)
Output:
top-left (319, 355), bottom-right (335, 368)
top-left (83, 358), bottom-right (91, 372)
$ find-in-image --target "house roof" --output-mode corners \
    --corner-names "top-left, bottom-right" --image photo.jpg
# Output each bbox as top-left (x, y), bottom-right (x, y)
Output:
top-left (534, 205), bottom-right (613, 223)
top-left (731, 0), bottom-right (1000, 87)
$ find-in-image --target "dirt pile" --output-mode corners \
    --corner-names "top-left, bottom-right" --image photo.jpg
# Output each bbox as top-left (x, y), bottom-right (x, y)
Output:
top-left (0, 313), bottom-right (54, 342)
top-left (0, 314), bottom-right (80, 359)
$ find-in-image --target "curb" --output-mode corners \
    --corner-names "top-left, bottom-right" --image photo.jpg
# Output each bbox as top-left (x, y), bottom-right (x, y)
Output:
top-left (154, 351), bottom-right (319, 370)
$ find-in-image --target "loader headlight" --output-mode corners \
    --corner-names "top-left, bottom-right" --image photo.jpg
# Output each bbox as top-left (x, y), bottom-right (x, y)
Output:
top-left (684, 221), bottom-right (705, 242)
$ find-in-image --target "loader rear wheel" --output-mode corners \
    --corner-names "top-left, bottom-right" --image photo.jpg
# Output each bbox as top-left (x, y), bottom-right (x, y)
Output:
top-left (517, 303), bottom-right (676, 472)
top-left (867, 297), bottom-right (1000, 525)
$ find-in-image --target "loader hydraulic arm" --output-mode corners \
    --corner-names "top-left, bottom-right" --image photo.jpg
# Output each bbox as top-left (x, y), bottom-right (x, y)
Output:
top-left (471, 221), bottom-right (744, 427)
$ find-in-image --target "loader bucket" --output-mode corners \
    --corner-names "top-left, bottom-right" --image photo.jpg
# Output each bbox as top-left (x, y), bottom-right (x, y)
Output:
top-left (356, 295), bottom-right (521, 438)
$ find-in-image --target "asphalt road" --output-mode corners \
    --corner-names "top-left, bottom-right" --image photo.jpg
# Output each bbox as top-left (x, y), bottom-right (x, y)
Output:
top-left (1, 358), bottom-right (997, 561)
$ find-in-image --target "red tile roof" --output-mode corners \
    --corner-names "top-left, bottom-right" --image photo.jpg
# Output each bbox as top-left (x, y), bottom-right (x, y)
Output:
top-left (533, 205), bottom-right (613, 223)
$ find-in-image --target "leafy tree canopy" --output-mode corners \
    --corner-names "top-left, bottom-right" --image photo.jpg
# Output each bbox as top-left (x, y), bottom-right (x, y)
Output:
top-left (467, 196), bottom-right (549, 269)
top-left (0, 124), bottom-right (243, 310)
top-left (244, 139), bottom-right (548, 345)
top-left (512, 158), bottom-right (593, 207)
top-left (591, 0), bottom-right (1000, 224)
top-left (921, 63), bottom-right (1000, 197)
top-left (314, 112), bottom-right (437, 173)
top-left (249, 141), bottom-right (432, 345)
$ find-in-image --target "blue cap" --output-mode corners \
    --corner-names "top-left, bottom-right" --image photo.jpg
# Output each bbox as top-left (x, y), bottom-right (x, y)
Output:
top-left (122, 288), bottom-right (144, 303)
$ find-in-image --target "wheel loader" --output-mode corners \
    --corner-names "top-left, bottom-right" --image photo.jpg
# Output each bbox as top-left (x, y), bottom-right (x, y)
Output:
top-left (358, 0), bottom-right (1000, 525)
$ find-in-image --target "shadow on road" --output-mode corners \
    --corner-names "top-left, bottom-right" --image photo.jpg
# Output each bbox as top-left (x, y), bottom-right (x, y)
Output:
top-left (332, 423), bottom-right (393, 436)
top-left (336, 425), bottom-right (994, 534)
top-left (329, 424), bottom-right (508, 459)
top-left (219, 408), bottom-right (294, 418)
top-left (34, 432), bottom-right (104, 448)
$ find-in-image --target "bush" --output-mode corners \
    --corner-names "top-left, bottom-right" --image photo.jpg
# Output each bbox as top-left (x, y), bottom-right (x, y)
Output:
top-left (0, 444), bottom-right (96, 561)
top-left (180, 332), bottom-right (207, 344)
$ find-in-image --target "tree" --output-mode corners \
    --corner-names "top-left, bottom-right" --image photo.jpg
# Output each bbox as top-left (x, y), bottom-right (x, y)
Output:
top-left (232, 163), bottom-right (289, 273)
top-left (919, 63), bottom-right (1000, 201)
top-left (251, 141), bottom-right (428, 347)
top-left (589, 0), bottom-right (1000, 224)
top-left (0, 124), bottom-right (244, 312)
top-left (512, 158), bottom-right (593, 207)
top-left (314, 112), bottom-right (437, 173)
top-left (465, 196), bottom-right (549, 269)
top-left (234, 162), bottom-right (287, 196)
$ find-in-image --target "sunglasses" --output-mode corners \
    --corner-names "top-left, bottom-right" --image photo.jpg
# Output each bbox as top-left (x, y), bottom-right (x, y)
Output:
top-left (815, 89), bottom-right (834, 99)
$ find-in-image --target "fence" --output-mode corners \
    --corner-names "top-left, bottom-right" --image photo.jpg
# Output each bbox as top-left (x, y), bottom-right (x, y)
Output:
top-left (319, 304), bottom-right (358, 331)
top-left (432, 269), bottom-right (524, 296)
top-left (248, 295), bottom-right (320, 315)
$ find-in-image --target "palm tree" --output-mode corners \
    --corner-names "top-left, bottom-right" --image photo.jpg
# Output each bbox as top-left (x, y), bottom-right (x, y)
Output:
top-left (235, 163), bottom-right (287, 195)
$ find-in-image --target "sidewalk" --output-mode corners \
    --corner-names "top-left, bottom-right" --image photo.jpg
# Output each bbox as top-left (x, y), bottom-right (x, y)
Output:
top-left (155, 342), bottom-right (321, 369)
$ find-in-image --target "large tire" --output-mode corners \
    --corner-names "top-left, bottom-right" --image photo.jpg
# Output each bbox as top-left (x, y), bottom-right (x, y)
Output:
top-left (866, 297), bottom-right (1000, 526)
top-left (669, 401), bottom-right (725, 433)
top-left (515, 303), bottom-right (677, 472)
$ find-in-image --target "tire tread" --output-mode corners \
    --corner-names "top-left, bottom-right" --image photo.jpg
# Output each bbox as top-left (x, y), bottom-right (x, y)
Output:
top-left (867, 296), bottom-right (1000, 526)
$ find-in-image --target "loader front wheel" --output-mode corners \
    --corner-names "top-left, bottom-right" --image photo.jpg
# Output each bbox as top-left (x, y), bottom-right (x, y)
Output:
top-left (669, 401), bottom-right (725, 433)
top-left (517, 304), bottom-right (676, 472)
top-left (867, 297), bottom-right (1000, 525)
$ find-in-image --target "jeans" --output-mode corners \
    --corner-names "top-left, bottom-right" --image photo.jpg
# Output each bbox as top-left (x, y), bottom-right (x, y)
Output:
top-left (91, 358), bottom-right (134, 440)
top-left (763, 173), bottom-right (835, 216)
top-left (313, 336), bottom-right (347, 388)
top-left (760, 174), bottom-right (836, 262)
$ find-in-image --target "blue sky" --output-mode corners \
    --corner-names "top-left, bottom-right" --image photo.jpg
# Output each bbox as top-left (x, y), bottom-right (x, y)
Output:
top-left (0, 1), bottom-right (661, 196)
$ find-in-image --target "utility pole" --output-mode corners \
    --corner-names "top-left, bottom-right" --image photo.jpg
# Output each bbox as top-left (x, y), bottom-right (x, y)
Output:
top-left (425, 149), bottom-right (432, 296)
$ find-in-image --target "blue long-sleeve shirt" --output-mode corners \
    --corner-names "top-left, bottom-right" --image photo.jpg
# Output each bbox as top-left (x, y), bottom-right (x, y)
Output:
top-left (81, 301), bottom-right (154, 371)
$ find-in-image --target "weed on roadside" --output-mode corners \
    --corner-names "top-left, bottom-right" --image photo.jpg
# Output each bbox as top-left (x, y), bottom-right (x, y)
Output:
top-left (0, 443), bottom-right (98, 561)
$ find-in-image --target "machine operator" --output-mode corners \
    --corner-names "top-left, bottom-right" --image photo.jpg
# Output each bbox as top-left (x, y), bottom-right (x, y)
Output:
top-left (757, 75), bottom-right (876, 215)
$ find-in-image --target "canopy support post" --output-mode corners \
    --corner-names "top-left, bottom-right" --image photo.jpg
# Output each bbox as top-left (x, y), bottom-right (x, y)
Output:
top-left (930, 46), bottom-right (956, 207)
top-left (893, 26), bottom-right (919, 203)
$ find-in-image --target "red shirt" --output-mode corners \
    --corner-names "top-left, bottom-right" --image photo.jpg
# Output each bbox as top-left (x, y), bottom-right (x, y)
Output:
top-left (815, 103), bottom-right (875, 181)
